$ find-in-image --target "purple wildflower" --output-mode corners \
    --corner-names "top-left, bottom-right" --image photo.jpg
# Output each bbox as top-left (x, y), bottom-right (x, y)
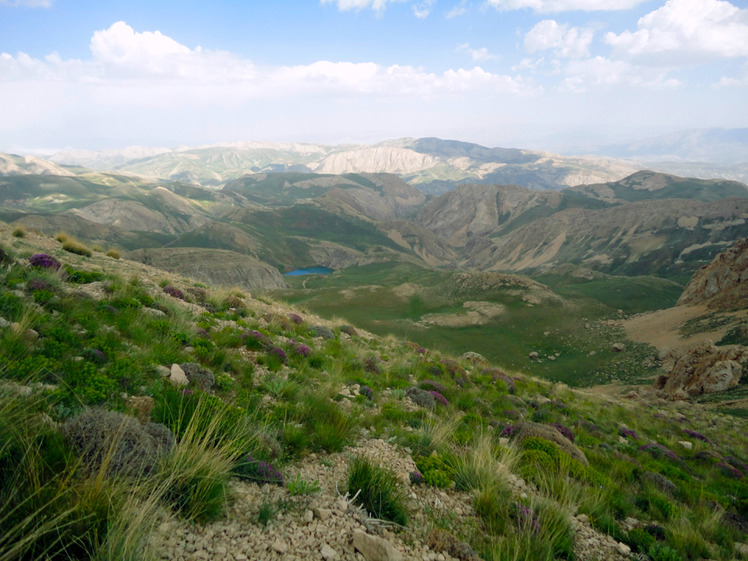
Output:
top-left (417, 347), bottom-right (426, 354)
top-left (269, 346), bottom-right (288, 365)
top-left (234, 455), bottom-right (284, 486)
top-left (514, 503), bottom-right (541, 534)
top-left (242, 330), bottom-right (273, 350)
top-left (288, 313), bottom-right (303, 325)
top-left (163, 285), bottom-right (185, 300)
top-left (291, 343), bottom-right (312, 357)
top-left (500, 425), bottom-right (516, 438)
top-left (181, 389), bottom-right (194, 396)
top-left (359, 386), bottom-right (374, 401)
top-left (683, 429), bottom-right (712, 445)
top-left (619, 428), bottom-right (639, 440)
top-left (639, 443), bottom-right (679, 462)
top-left (550, 422), bottom-right (575, 443)
top-left (409, 470), bottom-right (424, 485)
top-left (419, 380), bottom-right (447, 394)
top-left (429, 391), bottom-right (449, 406)
top-left (29, 253), bottom-right (61, 270)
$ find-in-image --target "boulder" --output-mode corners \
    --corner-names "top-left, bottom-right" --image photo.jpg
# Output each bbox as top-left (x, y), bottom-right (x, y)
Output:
top-left (352, 530), bottom-right (402, 561)
top-left (169, 363), bottom-right (189, 387)
top-left (655, 341), bottom-right (748, 399)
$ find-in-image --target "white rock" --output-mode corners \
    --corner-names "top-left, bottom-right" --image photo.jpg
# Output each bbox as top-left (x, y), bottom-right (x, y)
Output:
top-left (272, 539), bottom-right (288, 554)
top-left (678, 440), bottom-right (693, 450)
top-left (314, 508), bottom-right (332, 521)
top-left (0, 317), bottom-right (10, 328)
top-left (170, 363), bottom-right (189, 386)
top-left (321, 544), bottom-right (338, 560)
top-left (353, 530), bottom-right (402, 561)
top-left (156, 365), bottom-right (171, 378)
top-left (303, 509), bottom-right (314, 524)
top-left (615, 542), bottom-right (631, 556)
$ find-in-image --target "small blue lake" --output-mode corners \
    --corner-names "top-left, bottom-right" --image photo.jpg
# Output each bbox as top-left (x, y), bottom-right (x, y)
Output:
top-left (284, 267), bottom-right (334, 276)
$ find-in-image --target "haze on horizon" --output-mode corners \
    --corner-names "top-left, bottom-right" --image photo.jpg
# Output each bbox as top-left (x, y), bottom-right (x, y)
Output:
top-left (1, 0), bottom-right (747, 155)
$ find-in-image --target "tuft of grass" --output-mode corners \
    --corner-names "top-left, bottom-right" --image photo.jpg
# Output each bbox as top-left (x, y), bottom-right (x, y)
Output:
top-left (287, 474), bottom-right (321, 496)
top-left (11, 227), bottom-right (25, 238)
top-left (56, 232), bottom-right (93, 257)
top-left (346, 456), bottom-right (408, 526)
top-left (106, 249), bottom-right (121, 259)
top-left (155, 396), bottom-right (247, 523)
top-left (452, 432), bottom-right (519, 492)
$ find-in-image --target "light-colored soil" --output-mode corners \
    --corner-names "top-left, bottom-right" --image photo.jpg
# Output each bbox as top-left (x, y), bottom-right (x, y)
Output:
top-left (622, 304), bottom-right (746, 350)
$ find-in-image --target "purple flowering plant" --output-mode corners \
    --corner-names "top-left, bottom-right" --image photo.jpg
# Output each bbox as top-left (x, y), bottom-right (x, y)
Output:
top-left (359, 386), bottom-right (374, 401)
top-left (233, 455), bottom-right (284, 486)
top-left (163, 285), bottom-right (185, 300)
top-left (29, 253), bottom-right (61, 270)
top-left (429, 391), bottom-right (449, 406)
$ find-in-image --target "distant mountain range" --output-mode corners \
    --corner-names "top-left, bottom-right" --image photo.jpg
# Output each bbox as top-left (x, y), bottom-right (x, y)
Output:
top-left (1, 144), bottom-right (747, 289)
top-left (41, 138), bottom-right (641, 194)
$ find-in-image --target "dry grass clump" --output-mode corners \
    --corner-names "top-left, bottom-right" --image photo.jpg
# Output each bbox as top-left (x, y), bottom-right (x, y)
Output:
top-left (55, 232), bottom-right (93, 257)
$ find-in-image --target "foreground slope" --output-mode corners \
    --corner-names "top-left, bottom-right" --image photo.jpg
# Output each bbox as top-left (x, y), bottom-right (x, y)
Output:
top-left (1, 224), bottom-right (747, 561)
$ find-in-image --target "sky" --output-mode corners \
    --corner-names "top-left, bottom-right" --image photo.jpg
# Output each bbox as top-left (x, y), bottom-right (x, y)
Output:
top-left (1, 0), bottom-right (747, 153)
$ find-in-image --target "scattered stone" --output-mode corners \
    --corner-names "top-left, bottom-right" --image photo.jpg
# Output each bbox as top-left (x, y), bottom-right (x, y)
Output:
top-left (734, 542), bottom-right (748, 557)
top-left (313, 507), bottom-right (332, 521)
top-left (0, 317), bottom-right (10, 328)
top-left (612, 343), bottom-right (626, 352)
top-left (156, 365), bottom-right (171, 378)
top-left (528, 351), bottom-right (539, 359)
top-left (352, 530), bottom-right (402, 561)
top-left (678, 440), bottom-right (693, 450)
top-left (321, 544), bottom-right (338, 560)
top-left (169, 364), bottom-right (189, 387)
top-left (272, 539), bottom-right (288, 554)
top-left (303, 509), bottom-right (314, 524)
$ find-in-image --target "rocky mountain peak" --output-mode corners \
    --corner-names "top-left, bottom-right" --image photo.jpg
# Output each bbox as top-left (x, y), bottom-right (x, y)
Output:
top-left (677, 237), bottom-right (748, 309)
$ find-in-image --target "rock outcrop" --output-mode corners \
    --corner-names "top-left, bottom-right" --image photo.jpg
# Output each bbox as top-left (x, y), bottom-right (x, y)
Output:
top-left (654, 340), bottom-right (748, 400)
top-left (678, 238), bottom-right (748, 309)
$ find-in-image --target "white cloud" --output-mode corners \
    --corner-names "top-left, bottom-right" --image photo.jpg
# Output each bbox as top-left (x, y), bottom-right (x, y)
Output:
top-left (560, 56), bottom-right (681, 92)
top-left (0, 0), bottom-right (53, 7)
top-left (457, 43), bottom-right (499, 61)
top-left (486, 0), bottom-right (644, 13)
top-left (0, 21), bottom-right (534, 108)
top-left (524, 19), bottom-right (594, 58)
top-left (320, 0), bottom-right (407, 12)
top-left (446, 0), bottom-right (470, 18)
top-left (413, 0), bottom-right (435, 17)
top-left (605, 0), bottom-right (748, 64)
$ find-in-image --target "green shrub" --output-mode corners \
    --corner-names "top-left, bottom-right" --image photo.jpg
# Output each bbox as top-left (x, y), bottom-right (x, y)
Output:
top-left (625, 528), bottom-right (655, 553)
top-left (415, 454), bottom-right (454, 488)
top-left (648, 543), bottom-right (683, 561)
top-left (287, 474), bottom-right (321, 495)
top-left (346, 457), bottom-right (408, 526)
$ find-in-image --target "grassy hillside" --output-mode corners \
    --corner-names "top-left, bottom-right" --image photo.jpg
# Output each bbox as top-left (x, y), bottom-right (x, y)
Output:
top-left (274, 263), bottom-right (687, 388)
top-left (0, 225), bottom-right (746, 561)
